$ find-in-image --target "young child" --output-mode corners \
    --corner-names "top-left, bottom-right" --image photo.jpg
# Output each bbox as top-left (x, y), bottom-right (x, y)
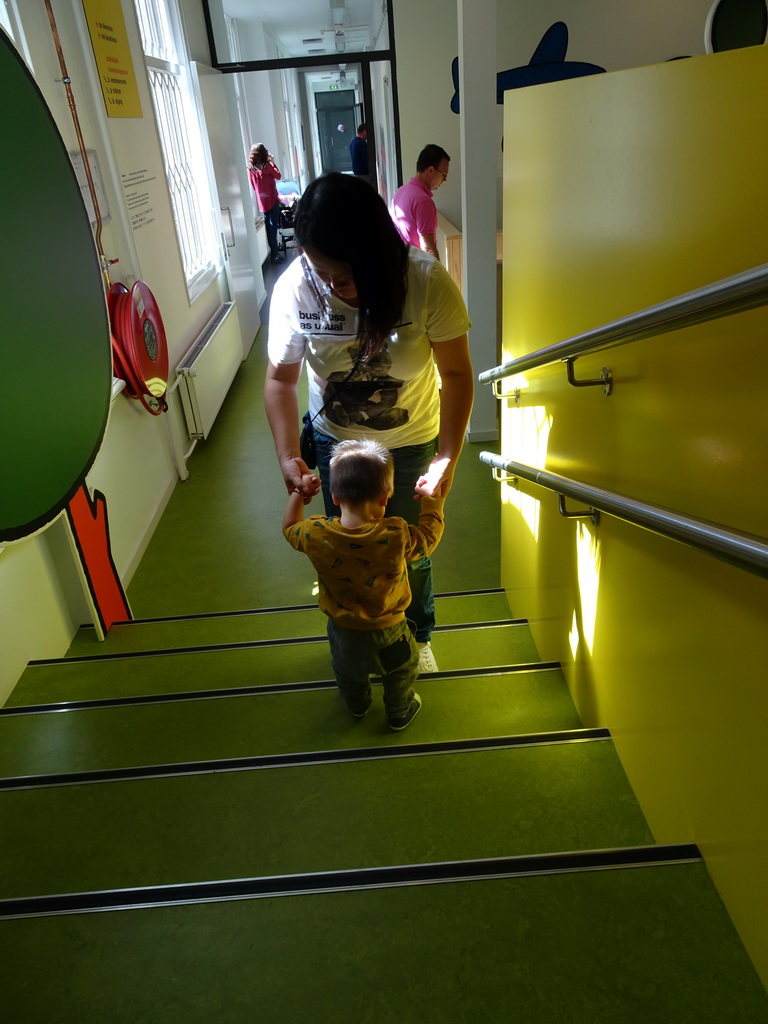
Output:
top-left (282, 439), bottom-right (446, 730)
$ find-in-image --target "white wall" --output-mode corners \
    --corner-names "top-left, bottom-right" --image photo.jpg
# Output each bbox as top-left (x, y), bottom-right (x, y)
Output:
top-left (391, 2), bottom-right (463, 226)
top-left (0, 0), bottom-right (231, 704)
top-left (238, 16), bottom-right (280, 171)
top-left (281, 67), bottom-right (310, 186)
top-left (0, 527), bottom-right (86, 695)
top-left (180, 0), bottom-right (211, 61)
top-left (392, 0), bottom-right (717, 229)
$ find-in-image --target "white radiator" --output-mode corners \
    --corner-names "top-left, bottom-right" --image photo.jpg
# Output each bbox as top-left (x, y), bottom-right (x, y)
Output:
top-left (175, 302), bottom-right (242, 440)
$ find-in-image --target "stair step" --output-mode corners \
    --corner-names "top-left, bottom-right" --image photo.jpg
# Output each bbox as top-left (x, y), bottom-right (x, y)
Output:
top-left (0, 739), bottom-right (652, 900)
top-left (65, 590), bottom-right (513, 658)
top-left (8, 621), bottom-right (541, 707)
top-left (1, 842), bottom-right (701, 916)
top-left (4, 862), bottom-right (767, 1022)
top-left (0, 669), bottom-right (578, 779)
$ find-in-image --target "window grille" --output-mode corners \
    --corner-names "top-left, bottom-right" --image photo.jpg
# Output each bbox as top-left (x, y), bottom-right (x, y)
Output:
top-left (134, 0), bottom-right (175, 65)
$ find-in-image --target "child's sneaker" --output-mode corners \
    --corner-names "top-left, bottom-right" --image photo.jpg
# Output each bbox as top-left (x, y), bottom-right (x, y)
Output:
top-left (349, 698), bottom-right (372, 718)
top-left (388, 693), bottom-right (422, 731)
top-left (417, 641), bottom-right (438, 673)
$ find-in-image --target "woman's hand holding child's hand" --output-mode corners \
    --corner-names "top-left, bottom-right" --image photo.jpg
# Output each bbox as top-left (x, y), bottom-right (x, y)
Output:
top-left (414, 456), bottom-right (453, 500)
top-left (283, 456), bottom-right (321, 504)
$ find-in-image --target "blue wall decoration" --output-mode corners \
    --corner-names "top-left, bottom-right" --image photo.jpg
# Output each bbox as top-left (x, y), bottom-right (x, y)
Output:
top-left (451, 22), bottom-right (605, 114)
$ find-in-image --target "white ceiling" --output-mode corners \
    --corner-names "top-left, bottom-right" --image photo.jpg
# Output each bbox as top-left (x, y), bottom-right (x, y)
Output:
top-left (218, 1), bottom-right (387, 59)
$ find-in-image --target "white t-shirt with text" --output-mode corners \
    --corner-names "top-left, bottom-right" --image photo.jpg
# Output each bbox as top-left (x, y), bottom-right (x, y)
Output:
top-left (267, 248), bottom-right (471, 448)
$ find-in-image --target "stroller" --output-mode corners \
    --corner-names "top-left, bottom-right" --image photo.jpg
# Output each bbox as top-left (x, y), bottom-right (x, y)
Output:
top-left (276, 179), bottom-right (301, 253)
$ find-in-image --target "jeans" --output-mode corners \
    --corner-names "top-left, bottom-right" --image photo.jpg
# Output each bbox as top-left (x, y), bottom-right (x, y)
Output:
top-left (263, 202), bottom-right (280, 257)
top-left (327, 618), bottom-right (418, 720)
top-left (313, 429), bottom-right (438, 643)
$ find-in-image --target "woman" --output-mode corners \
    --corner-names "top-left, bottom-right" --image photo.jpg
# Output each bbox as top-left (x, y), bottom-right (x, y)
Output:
top-left (265, 172), bottom-right (473, 670)
top-left (247, 143), bottom-right (284, 264)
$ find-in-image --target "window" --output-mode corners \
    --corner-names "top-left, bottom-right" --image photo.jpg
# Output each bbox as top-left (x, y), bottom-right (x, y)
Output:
top-left (0, 0), bottom-right (32, 65)
top-left (134, 0), bottom-right (217, 300)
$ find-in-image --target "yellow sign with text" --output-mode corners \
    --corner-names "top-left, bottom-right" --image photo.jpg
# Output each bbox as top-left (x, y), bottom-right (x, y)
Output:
top-left (82, 0), bottom-right (142, 118)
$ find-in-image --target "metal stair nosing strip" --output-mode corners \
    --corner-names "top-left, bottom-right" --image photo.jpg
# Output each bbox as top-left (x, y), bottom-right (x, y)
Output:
top-left (26, 620), bottom-right (528, 667)
top-left (0, 662), bottom-right (561, 717)
top-left (67, 588), bottom-right (509, 631)
top-left (0, 728), bottom-right (610, 791)
top-left (0, 843), bottom-right (702, 920)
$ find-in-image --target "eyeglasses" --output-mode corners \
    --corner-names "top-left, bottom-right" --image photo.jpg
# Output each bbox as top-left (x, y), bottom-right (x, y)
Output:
top-left (434, 168), bottom-right (448, 182)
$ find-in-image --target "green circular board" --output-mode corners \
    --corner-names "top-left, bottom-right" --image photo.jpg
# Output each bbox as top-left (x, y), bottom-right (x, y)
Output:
top-left (0, 30), bottom-right (112, 542)
top-left (710, 0), bottom-right (768, 51)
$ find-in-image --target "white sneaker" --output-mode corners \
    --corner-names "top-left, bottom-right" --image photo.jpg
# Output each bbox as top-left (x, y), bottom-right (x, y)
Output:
top-left (417, 641), bottom-right (439, 673)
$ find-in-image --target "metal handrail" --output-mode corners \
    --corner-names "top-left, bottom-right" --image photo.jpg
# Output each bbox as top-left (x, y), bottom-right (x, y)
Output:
top-left (479, 452), bottom-right (768, 580)
top-left (478, 262), bottom-right (768, 385)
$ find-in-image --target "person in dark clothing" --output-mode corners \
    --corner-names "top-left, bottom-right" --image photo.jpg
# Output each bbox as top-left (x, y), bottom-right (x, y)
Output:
top-left (349, 123), bottom-right (369, 177)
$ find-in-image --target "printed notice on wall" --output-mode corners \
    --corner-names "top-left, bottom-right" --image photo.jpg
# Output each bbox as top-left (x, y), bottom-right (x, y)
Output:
top-left (70, 150), bottom-right (111, 225)
top-left (82, 0), bottom-right (142, 118)
top-left (121, 168), bottom-right (156, 232)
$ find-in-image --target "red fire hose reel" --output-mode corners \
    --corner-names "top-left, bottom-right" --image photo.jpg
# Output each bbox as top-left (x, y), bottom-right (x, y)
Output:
top-left (108, 281), bottom-right (169, 415)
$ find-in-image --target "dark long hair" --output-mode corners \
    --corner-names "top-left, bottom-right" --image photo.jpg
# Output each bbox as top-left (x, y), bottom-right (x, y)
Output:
top-left (294, 173), bottom-right (409, 361)
top-left (248, 143), bottom-right (269, 170)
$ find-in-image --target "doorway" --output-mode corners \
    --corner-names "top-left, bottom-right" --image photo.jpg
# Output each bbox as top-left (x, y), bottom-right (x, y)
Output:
top-left (292, 61), bottom-right (399, 202)
top-left (200, 2), bottom-right (402, 200)
top-left (315, 88), bottom-right (358, 173)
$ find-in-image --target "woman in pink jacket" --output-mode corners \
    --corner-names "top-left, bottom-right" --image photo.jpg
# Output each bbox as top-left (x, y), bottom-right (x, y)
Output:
top-left (248, 143), bottom-right (285, 264)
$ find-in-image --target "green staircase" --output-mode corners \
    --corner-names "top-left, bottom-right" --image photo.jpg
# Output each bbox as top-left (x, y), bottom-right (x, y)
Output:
top-left (2, 345), bottom-right (766, 1019)
top-left (1, 592), bottom-right (766, 1022)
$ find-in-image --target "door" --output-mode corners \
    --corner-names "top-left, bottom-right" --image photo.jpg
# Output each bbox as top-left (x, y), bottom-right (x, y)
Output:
top-left (315, 88), bottom-right (356, 173)
top-left (192, 63), bottom-right (264, 357)
top-left (303, 64), bottom-right (399, 197)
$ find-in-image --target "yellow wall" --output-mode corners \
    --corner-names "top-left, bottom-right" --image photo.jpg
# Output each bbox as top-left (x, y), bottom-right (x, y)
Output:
top-left (499, 45), bottom-right (768, 983)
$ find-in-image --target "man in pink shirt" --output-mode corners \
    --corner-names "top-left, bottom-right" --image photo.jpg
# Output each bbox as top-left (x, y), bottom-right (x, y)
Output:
top-left (390, 144), bottom-right (450, 261)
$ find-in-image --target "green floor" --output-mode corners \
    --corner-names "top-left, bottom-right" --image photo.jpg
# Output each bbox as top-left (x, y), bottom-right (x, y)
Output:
top-left (3, 332), bottom-right (767, 1021)
top-left (124, 334), bottom-right (502, 617)
top-left (4, 866), bottom-right (764, 1024)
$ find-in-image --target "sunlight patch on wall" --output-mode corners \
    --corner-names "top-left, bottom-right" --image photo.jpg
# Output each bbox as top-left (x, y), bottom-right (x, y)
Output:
top-left (506, 403), bottom-right (552, 468)
top-left (501, 404), bottom-right (553, 540)
top-left (497, 371), bottom-right (528, 397)
top-left (568, 610), bottom-right (580, 660)
top-left (504, 487), bottom-right (541, 540)
top-left (576, 521), bottom-right (601, 655)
